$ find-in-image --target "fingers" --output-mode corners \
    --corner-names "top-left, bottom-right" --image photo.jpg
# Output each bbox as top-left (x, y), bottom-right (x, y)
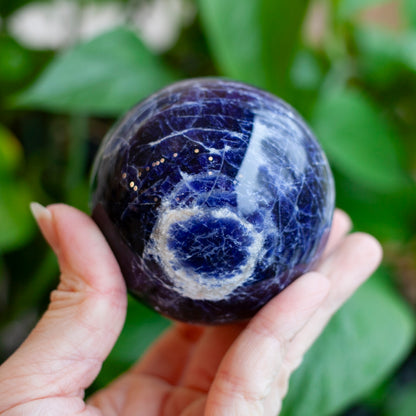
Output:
top-left (318, 232), bottom-right (382, 311)
top-left (88, 324), bottom-right (208, 415)
top-left (204, 221), bottom-right (382, 416)
top-left (180, 324), bottom-right (244, 392)
top-left (0, 203), bottom-right (127, 413)
top-left (284, 232), bottom-right (383, 371)
top-left (37, 203), bottom-right (125, 295)
top-left (321, 209), bottom-right (352, 258)
top-left (205, 272), bottom-right (330, 416)
top-left (130, 323), bottom-right (206, 384)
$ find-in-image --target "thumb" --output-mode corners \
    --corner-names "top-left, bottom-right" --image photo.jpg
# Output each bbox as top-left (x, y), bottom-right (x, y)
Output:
top-left (0, 203), bottom-right (127, 412)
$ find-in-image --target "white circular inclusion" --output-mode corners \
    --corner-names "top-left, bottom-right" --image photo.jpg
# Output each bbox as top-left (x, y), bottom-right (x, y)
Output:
top-left (144, 205), bottom-right (265, 301)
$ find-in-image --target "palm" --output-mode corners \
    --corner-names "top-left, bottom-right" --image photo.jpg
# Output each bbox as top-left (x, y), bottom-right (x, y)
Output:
top-left (0, 205), bottom-right (382, 416)
top-left (90, 323), bottom-right (243, 415)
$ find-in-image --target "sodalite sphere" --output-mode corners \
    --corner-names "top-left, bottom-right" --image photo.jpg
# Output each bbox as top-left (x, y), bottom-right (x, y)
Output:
top-left (90, 78), bottom-right (335, 324)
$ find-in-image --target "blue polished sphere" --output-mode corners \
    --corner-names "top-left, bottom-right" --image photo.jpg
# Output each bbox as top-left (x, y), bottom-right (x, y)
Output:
top-left (90, 78), bottom-right (335, 324)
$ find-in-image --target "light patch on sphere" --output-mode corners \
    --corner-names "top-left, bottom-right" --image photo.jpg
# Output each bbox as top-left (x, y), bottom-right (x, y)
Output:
top-left (144, 206), bottom-right (264, 301)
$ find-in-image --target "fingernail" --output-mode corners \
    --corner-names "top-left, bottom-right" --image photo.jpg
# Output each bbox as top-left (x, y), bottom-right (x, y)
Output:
top-left (30, 202), bottom-right (59, 251)
top-left (30, 202), bottom-right (52, 224)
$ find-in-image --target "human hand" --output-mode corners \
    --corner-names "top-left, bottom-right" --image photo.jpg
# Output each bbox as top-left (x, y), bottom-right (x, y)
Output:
top-left (0, 204), bottom-right (382, 415)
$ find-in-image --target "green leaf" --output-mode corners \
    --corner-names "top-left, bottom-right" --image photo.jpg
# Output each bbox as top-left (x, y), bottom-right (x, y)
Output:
top-left (399, 31), bottom-right (416, 71)
top-left (385, 381), bottom-right (416, 416)
top-left (259, 0), bottom-right (310, 98)
top-left (197, 0), bottom-right (309, 99)
top-left (7, 250), bottom-right (59, 321)
top-left (312, 88), bottom-right (408, 192)
top-left (290, 49), bottom-right (324, 91)
top-left (403, 0), bottom-right (416, 28)
top-left (337, 0), bottom-right (392, 20)
top-left (15, 27), bottom-right (178, 116)
top-left (0, 179), bottom-right (35, 251)
top-left (354, 26), bottom-right (406, 85)
top-left (197, 0), bottom-right (266, 87)
top-left (0, 125), bottom-right (35, 251)
top-left (354, 26), bottom-right (416, 81)
top-left (0, 256), bottom-right (6, 311)
top-left (0, 35), bottom-right (33, 84)
top-left (0, 126), bottom-right (23, 176)
top-left (334, 170), bottom-right (416, 242)
top-left (281, 271), bottom-right (416, 416)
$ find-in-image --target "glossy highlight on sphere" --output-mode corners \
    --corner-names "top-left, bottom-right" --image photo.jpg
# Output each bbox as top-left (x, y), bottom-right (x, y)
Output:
top-left (90, 78), bottom-right (335, 324)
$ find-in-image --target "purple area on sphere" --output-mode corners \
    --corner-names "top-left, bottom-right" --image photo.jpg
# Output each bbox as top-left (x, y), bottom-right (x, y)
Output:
top-left (90, 78), bottom-right (335, 324)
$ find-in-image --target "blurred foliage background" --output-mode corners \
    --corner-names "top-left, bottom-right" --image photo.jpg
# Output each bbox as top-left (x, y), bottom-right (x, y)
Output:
top-left (0, 0), bottom-right (416, 414)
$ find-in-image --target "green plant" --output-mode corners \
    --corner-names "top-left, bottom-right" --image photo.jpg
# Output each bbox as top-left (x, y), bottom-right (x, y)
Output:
top-left (1, 1), bottom-right (415, 414)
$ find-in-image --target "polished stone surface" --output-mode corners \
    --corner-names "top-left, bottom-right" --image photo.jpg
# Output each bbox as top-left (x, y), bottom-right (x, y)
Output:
top-left (90, 78), bottom-right (335, 324)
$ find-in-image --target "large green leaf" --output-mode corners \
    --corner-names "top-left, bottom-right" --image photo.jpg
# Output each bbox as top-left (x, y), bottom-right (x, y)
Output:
top-left (385, 381), bottom-right (416, 416)
top-left (0, 179), bottom-right (34, 251)
top-left (0, 256), bottom-right (6, 312)
top-left (197, 0), bottom-right (309, 99)
top-left (334, 170), bottom-right (416, 242)
top-left (0, 125), bottom-right (22, 176)
top-left (290, 49), bottom-right (324, 91)
top-left (337, 0), bottom-right (392, 20)
top-left (354, 26), bottom-right (416, 82)
top-left (259, 0), bottom-right (310, 98)
top-left (0, 35), bottom-right (33, 84)
top-left (399, 31), bottom-right (416, 71)
top-left (312, 88), bottom-right (408, 192)
top-left (15, 27), bottom-right (177, 116)
top-left (353, 27), bottom-right (406, 85)
top-left (281, 271), bottom-right (415, 416)
top-left (0, 126), bottom-right (34, 251)
top-left (403, 0), bottom-right (416, 28)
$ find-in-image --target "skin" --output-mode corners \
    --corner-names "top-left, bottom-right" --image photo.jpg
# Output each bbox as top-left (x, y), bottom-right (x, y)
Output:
top-left (0, 204), bottom-right (382, 416)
